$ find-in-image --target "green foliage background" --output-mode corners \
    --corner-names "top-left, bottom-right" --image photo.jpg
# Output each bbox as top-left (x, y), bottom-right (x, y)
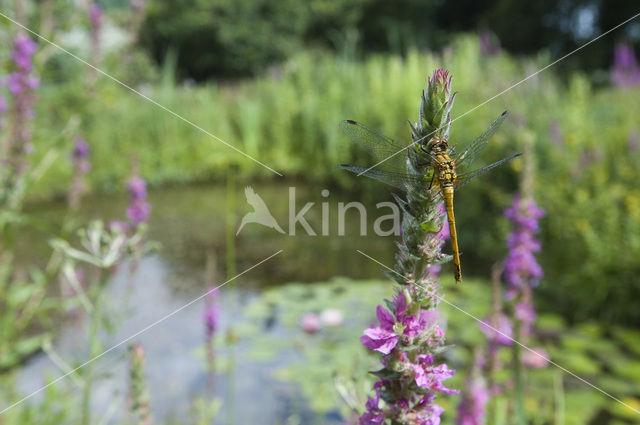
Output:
top-left (138, 0), bottom-right (639, 81)
top-left (28, 34), bottom-right (640, 325)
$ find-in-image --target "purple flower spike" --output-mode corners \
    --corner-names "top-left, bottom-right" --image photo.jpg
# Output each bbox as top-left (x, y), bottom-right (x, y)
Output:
top-left (127, 200), bottom-right (151, 225)
top-left (611, 42), bottom-right (640, 87)
top-left (125, 175), bottom-right (151, 226)
top-left (358, 70), bottom-right (460, 424)
top-left (456, 351), bottom-right (489, 425)
top-left (73, 139), bottom-right (90, 159)
top-left (522, 347), bottom-right (550, 369)
top-left (514, 301), bottom-right (536, 325)
top-left (503, 195), bottom-right (545, 289)
top-left (4, 33), bottom-right (39, 181)
top-left (12, 35), bottom-right (38, 72)
top-left (68, 137), bottom-right (92, 208)
top-left (127, 176), bottom-right (147, 200)
top-left (501, 192), bottom-right (545, 367)
top-left (478, 314), bottom-right (513, 346)
top-left (479, 31), bottom-right (501, 57)
top-left (89, 4), bottom-right (104, 30)
top-left (204, 303), bottom-right (219, 339)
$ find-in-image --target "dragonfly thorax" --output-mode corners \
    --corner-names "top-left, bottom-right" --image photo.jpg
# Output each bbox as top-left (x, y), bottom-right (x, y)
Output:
top-left (435, 153), bottom-right (456, 188)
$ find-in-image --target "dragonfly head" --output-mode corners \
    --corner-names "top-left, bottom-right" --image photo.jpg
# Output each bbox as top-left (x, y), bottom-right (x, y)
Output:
top-left (426, 137), bottom-right (447, 154)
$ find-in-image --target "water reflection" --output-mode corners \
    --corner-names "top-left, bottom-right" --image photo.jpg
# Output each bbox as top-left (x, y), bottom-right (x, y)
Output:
top-left (17, 181), bottom-right (396, 423)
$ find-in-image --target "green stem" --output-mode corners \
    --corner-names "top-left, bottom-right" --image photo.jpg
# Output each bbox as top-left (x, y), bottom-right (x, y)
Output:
top-left (225, 166), bottom-right (237, 280)
top-left (513, 322), bottom-right (526, 425)
top-left (81, 270), bottom-right (107, 425)
top-left (553, 370), bottom-right (565, 425)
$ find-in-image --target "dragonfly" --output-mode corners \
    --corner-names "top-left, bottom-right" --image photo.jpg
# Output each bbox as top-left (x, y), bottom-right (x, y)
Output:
top-left (339, 110), bottom-right (520, 282)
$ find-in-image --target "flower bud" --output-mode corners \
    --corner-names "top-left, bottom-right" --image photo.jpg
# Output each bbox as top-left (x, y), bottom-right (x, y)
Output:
top-left (412, 69), bottom-right (456, 144)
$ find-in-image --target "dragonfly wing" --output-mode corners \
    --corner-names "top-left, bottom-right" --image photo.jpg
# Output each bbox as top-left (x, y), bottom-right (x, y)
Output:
top-left (454, 111), bottom-right (509, 173)
top-left (454, 153), bottom-right (521, 191)
top-left (338, 164), bottom-right (424, 190)
top-left (340, 120), bottom-right (409, 172)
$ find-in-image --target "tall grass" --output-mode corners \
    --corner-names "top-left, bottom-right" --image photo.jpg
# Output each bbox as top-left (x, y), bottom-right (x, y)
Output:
top-left (29, 36), bottom-right (524, 192)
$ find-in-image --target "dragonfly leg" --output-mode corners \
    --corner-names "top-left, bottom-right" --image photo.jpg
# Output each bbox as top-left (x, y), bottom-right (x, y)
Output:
top-left (419, 145), bottom-right (441, 165)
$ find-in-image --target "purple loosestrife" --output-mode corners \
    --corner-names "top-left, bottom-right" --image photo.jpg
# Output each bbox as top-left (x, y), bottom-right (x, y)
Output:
top-left (89, 3), bottom-right (103, 30)
top-left (68, 137), bottom-right (91, 209)
top-left (128, 343), bottom-right (153, 425)
top-left (479, 267), bottom-right (512, 402)
top-left (204, 288), bottom-right (219, 385)
top-left (126, 176), bottom-right (151, 227)
top-left (611, 42), bottom-right (640, 87)
top-left (503, 194), bottom-right (545, 348)
top-left (0, 95), bottom-right (7, 130)
top-left (204, 288), bottom-right (219, 341)
top-left (522, 347), bottom-right (549, 369)
top-left (456, 350), bottom-right (489, 425)
top-left (203, 255), bottom-right (219, 392)
top-left (478, 31), bottom-right (500, 57)
top-left (3, 34), bottom-right (39, 185)
top-left (503, 195), bottom-right (544, 298)
top-left (87, 3), bottom-right (103, 91)
top-left (478, 313), bottom-right (513, 347)
top-left (359, 70), bottom-right (460, 425)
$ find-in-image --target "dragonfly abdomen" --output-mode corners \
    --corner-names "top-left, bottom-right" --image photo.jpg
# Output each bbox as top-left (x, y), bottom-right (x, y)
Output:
top-left (442, 186), bottom-right (462, 282)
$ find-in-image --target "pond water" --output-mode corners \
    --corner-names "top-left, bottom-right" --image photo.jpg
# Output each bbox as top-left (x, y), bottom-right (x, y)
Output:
top-left (15, 181), bottom-right (399, 424)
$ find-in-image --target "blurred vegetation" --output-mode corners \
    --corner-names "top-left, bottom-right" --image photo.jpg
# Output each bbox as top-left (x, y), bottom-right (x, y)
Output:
top-left (30, 33), bottom-right (640, 325)
top-left (139, 0), bottom-right (435, 80)
top-left (138, 0), bottom-right (640, 81)
top-left (242, 277), bottom-right (640, 424)
top-left (3, 2), bottom-right (640, 423)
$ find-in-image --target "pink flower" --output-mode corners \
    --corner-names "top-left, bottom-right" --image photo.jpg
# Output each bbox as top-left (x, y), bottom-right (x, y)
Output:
top-left (88, 4), bottom-right (103, 30)
top-left (456, 351), bottom-right (489, 425)
top-left (503, 196), bottom-right (545, 289)
top-left (125, 176), bottom-right (151, 225)
top-left (522, 348), bottom-right (549, 369)
top-left (127, 176), bottom-right (147, 200)
top-left (611, 42), bottom-right (640, 87)
top-left (478, 314), bottom-right (513, 346)
top-left (300, 313), bottom-right (321, 334)
top-left (514, 301), bottom-right (536, 325)
top-left (127, 200), bottom-right (151, 225)
top-left (360, 390), bottom-right (384, 424)
top-left (412, 356), bottom-right (459, 395)
top-left (361, 305), bottom-right (399, 354)
top-left (204, 288), bottom-right (219, 339)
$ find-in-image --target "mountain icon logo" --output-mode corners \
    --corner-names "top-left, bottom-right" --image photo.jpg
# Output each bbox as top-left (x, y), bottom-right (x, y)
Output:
top-left (236, 186), bottom-right (285, 235)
